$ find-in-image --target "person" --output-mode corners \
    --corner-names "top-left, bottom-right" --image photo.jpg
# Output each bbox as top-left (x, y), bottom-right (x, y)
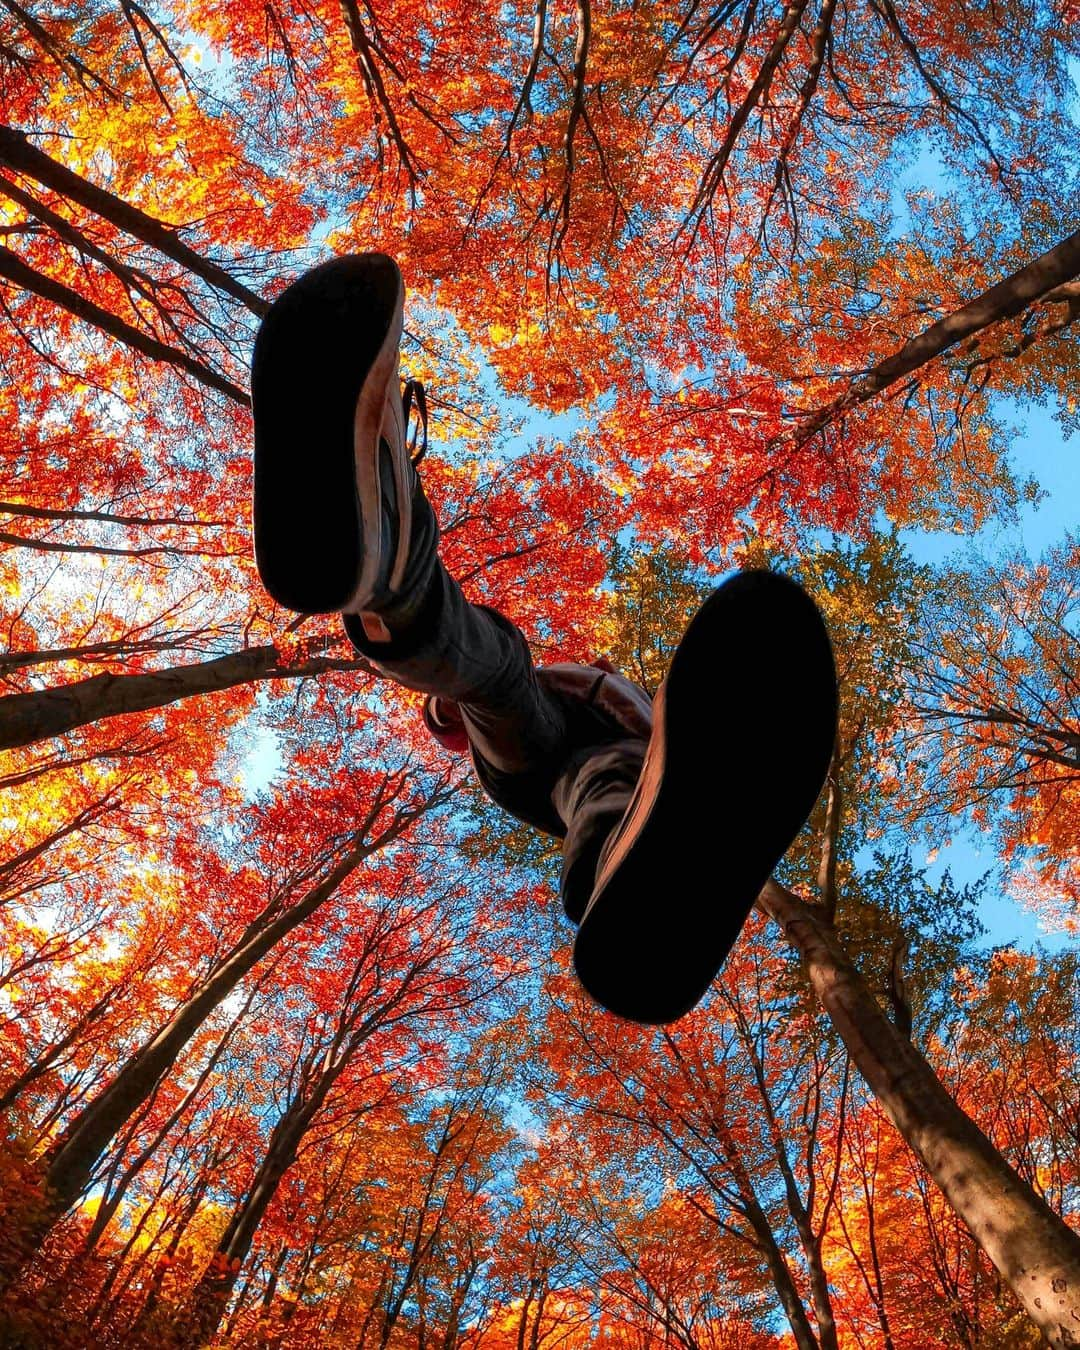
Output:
top-left (250, 253), bottom-right (838, 1025)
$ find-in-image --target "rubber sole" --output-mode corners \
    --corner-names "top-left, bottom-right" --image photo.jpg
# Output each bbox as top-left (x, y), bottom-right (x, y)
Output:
top-left (251, 254), bottom-right (403, 614)
top-left (573, 570), bottom-right (838, 1025)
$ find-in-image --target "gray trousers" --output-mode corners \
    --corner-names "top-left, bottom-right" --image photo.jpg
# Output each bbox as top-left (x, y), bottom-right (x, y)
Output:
top-left (344, 562), bottom-right (647, 921)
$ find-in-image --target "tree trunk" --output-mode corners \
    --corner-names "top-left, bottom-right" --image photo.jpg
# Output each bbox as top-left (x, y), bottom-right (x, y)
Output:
top-left (0, 645), bottom-right (370, 751)
top-left (758, 879), bottom-right (1080, 1350)
top-left (179, 1089), bottom-right (331, 1347)
top-left (81, 988), bottom-right (256, 1252)
top-left (176, 937), bottom-right (442, 1347)
top-left (0, 125), bottom-right (268, 315)
top-left (40, 831), bottom-right (387, 1217)
top-left (125, 1170), bottom-right (216, 1338)
top-left (788, 226), bottom-right (1080, 449)
top-left (3, 773), bottom-right (439, 1273)
top-left (713, 1112), bottom-right (823, 1350)
top-left (729, 1013), bottom-right (840, 1350)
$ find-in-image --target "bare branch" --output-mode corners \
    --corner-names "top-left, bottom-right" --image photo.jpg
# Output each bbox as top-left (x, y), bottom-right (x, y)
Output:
top-left (0, 243), bottom-right (248, 404)
top-left (682, 0), bottom-right (811, 244)
top-left (338, 0), bottom-right (422, 190)
top-left (0, 126), bottom-right (267, 315)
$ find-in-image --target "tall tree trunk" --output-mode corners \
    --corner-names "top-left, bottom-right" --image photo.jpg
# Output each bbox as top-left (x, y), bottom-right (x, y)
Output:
top-left (0, 645), bottom-right (370, 751)
top-left (758, 879), bottom-right (1080, 1350)
top-left (180, 1093), bottom-right (331, 1346)
top-left (81, 985), bottom-right (257, 1252)
top-left (725, 1013), bottom-right (840, 1350)
top-left (0, 775), bottom-right (440, 1277)
top-left (95, 1161), bottom-right (213, 1336)
top-left (264, 1241), bottom-right (312, 1350)
top-left (42, 845), bottom-right (363, 1215)
top-left (712, 1112), bottom-right (823, 1350)
top-left (788, 226), bottom-right (1080, 449)
top-left (179, 988), bottom-right (419, 1342)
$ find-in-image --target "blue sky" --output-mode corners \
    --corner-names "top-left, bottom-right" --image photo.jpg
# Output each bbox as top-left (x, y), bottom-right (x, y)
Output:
top-left (903, 398), bottom-right (1078, 566)
top-left (880, 94), bottom-right (1078, 953)
top-left (900, 397), bottom-right (1076, 954)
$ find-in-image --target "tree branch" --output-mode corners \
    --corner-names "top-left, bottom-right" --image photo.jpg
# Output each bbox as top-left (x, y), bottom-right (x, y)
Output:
top-left (783, 226), bottom-right (1080, 451)
top-left (0, 243), bottom-right (248, 404)
top-left (0, 126), bottom-right (267, 315)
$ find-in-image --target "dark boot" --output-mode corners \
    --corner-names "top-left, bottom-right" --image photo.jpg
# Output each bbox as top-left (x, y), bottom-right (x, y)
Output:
top-left (251, 253), bottom-right (438, 625)
top-left (573, 570), bottom-right (838, 1025)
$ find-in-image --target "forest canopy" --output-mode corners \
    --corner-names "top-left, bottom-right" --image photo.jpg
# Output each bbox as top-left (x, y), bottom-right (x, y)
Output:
top-left (0, 0), bottom-right (1077, 1346)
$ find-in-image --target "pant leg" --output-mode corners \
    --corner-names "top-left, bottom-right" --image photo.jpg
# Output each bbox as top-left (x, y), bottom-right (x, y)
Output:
top-left (345, 564), bottom-right (648, 865)
top-left (552, 738), bottom-right (647, 922)
top-left (343, 560), bottom-right (568, 774)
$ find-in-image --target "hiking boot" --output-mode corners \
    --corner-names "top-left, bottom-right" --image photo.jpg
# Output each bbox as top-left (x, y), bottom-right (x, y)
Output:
top-left (251, 253), bottom-right (438, 624)
top-left (573, 570), bottom-right (838, 1025)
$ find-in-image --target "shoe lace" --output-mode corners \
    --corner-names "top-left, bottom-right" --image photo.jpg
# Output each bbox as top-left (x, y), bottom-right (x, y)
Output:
top-left (401, 378), bottom-right (428, 467)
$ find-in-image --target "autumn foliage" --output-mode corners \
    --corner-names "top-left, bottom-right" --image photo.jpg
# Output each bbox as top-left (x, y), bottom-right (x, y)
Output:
top-left (0, 0), bottom-right (1077, 1345)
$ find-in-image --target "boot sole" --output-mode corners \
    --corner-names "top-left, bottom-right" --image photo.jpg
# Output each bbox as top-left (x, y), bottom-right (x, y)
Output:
top-left (573, 570), bottom-right (838, 1025)
top-left (251, 254), bottom-right (404, 613)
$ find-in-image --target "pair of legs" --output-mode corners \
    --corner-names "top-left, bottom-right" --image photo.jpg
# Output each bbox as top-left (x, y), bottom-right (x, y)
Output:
top-left (341, 558), bottom-right (648, 925)
top-left (251, 253), bottom-right (839, 1023)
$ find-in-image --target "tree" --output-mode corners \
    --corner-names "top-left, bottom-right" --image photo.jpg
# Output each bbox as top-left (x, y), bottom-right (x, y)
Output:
top-left (906, 539), bottom-right (1080, 922)
top-left (1, 0), bottom-right (1078, 1343)
top-left (2, 766), bottom-right (452, 1275)
top-left (173, 886), bottom-right (492, 1348)
top-left (758, 878), bottom-right (1080, 1348)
